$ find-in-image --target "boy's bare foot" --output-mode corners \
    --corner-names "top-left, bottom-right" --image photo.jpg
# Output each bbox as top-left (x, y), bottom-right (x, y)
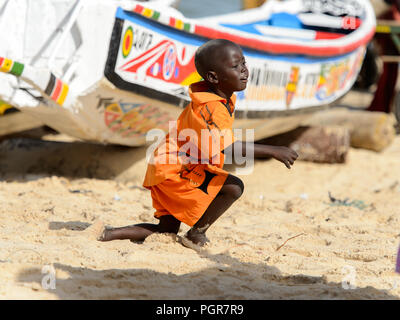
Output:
top-left (183, 228), bottom-right (210, 247)
top-left (85, 220), bottom-right (107, 241)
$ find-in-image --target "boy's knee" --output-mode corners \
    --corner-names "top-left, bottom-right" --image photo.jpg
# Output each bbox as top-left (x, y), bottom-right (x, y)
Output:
top-left (234, 178), bottom-right (244, 199)
top-left (225, 175), bottom-right (244, 200)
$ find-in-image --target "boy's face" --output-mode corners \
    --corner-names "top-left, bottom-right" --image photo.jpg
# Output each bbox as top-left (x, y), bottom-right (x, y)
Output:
top-left (212, 44), bottom-right (249, 93)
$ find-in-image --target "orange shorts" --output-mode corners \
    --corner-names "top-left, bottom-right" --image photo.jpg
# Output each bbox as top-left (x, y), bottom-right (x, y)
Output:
top-left (148, 164), bottom-right (229, 226)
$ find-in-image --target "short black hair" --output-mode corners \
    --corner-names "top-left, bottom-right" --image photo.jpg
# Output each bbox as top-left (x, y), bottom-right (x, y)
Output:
top-left (194, 39), bottom-right (240, 79)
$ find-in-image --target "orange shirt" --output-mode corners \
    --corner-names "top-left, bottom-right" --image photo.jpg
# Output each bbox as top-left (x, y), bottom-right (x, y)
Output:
top-left (143, 81), bottom-right (236, 187)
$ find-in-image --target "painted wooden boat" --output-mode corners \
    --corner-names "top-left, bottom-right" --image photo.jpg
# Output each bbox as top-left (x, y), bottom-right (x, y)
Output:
top-left (0, 0), bottom-right (376, 146)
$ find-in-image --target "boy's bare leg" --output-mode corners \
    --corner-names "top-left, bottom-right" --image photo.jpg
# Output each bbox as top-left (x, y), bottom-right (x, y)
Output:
top-left (185, 174), bottom-right (244, 246)
top-left (97, 215), bottom-right (181, 242)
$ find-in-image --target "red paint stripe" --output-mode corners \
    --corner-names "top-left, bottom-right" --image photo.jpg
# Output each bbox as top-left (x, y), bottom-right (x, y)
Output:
top-left (119, 40), bottom-right (170, 71)
top-left (169, 17), bottom-right (176, 27)
top-left (193, 25), bottom-right (375, 56)
top-left (51, 79), bottom-right (62, 100)
top-left (119, 40), bottom-right (169, 69)
top-left (133, 5), bottom-right (144, 13)
top-left (315, 31), bottom-right (344, 40)
top-left (0, 57), bottom-right (3, 66)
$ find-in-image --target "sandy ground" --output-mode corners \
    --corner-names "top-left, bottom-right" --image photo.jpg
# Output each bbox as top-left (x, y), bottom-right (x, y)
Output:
top-left (1, 109), bottom-right (400, 300)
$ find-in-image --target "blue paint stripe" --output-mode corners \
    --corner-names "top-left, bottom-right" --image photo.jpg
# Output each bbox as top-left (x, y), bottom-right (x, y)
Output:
top-left (115, 7), bottom-right (354, 64)
top-left (244, 46), bottom-right (352, 63)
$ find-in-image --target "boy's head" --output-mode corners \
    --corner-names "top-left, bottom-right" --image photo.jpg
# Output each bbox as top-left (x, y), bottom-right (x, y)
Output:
top-left (194, 39), bottom-right (249, 96)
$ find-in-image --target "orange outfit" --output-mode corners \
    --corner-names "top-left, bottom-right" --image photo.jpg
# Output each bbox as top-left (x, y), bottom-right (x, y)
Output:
top-left (143, 81), bottom-right (237, 226)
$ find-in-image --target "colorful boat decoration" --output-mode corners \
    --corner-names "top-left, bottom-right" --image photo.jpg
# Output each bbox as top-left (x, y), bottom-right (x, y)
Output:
top-left (0, 0), bottom-right (376, 146)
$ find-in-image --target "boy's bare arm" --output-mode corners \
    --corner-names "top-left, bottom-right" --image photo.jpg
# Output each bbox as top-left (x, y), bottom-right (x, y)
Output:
top-left (224, 140), bottom-right (299, 169)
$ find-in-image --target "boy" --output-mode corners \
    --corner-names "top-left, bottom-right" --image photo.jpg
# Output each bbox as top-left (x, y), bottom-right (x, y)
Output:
top-left (93, 39), bottom-right (298, 247)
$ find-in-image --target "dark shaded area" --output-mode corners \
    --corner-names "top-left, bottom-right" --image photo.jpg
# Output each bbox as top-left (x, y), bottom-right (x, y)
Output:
top-left (366, 5), bottom-right (400, 113)
top-left (0, 136), bottom-right (147, 181)
top-left (0, 126), bottom-right (55, 143)
top-left (353, 42), bottom-right (379, 91)
top-left (16, 248), bottom-right (400, 300)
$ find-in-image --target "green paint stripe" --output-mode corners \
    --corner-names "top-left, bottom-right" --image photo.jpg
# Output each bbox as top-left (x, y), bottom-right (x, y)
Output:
top-left (108, 119), bottom-right (120, 127)
top-left (152, 11), bottom-right (160, 20)
top-left (389, 26), bottom-right (400, 33)
top-left (391, 33), bottom-right (400, 53)
top-left (10, 62), bottom-right (24, 76)
top-left (183, 23), bottom-right (191, 32)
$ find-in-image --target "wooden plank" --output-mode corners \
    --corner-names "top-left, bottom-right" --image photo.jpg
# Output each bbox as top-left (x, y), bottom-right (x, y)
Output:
top-left (258, 125), bottom-right (350, 163)
top-left (377, 19), bottom-right (400, 28)
top-left (302, 108), bottom-right (396, 152)
top-left (381, 55), bottom-right (400, 62)
top-left (0, 111), bottom-right (43, 136)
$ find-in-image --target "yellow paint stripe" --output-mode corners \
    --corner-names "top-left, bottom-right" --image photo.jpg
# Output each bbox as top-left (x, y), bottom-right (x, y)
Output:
top-left (56, 83), bottom-right (69, 105)
top-left (175, 19), bottom-right (184, 30)
top-left (286, 83), bottom-right (296, 92)
top-left (106, 103), bottom-right (121, 113)
top-left (143, 8), bottom-right (153, 17)
top-left (0, 58), bottom-right (13, 72)
top-left (180, 71), bottom-right (202, 86)
top-left (376, 25), bottom-right (391, 33)
top-left (0, 101), bottom-right (13, 115)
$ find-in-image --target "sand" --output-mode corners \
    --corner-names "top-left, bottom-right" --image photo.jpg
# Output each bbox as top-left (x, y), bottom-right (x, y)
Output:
top-left (1, 115), bottom-right (400, 300)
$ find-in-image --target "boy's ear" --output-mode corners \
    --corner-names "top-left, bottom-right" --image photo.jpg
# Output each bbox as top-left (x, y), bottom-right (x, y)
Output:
top-left (205, 71), bottom-right (218, 84)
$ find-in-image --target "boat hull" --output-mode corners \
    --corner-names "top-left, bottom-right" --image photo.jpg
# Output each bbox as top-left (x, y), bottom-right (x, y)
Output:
top-left (76, 78), bottom-right (315, 146)
top-left (107, 7), bottom-right (367, 114)
top-left (0, 0), bottom-right (375, 146)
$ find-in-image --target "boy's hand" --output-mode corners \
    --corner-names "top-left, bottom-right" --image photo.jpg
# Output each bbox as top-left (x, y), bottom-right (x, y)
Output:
top-left (269, 146), bottom-right (298, 169)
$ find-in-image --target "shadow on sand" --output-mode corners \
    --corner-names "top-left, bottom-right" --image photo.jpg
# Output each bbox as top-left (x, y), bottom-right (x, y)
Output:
top-left (16, 244), bottom-right (400, 300)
